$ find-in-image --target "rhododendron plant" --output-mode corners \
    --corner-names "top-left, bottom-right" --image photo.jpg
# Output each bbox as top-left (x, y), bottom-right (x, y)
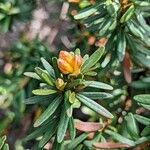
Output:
top-left (24, 48), bottom-right (114, 148)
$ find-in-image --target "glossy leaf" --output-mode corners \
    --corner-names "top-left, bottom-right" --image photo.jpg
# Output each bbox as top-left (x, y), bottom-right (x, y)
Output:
top-left (79, 92), bottom-right (113, 100)
top-left (134, 114), bottom-right (150, 126)
top-left (67, 133), bottom-right (88, 149)
top-left (81, 48), bottom-right (104, 73)
top-left (25, 95), bottom-right (52, 104)
top-left (34, 95), bottom-right (62, 127)
top-left (82, 81), bottom-right (113, 90)
top-left (69, 117), bottom-right (76, 140)
top-left (134, 94), bottom-right (150, 105)
top-left (57, 109), bottom-right (70, 143)
top-left (41, 57), bottom-right (55, 78)
top-left (76, 94), bottom-right (113, 118)
top-left (32, 89), bottom-right (57, 96)
top-left (24, 72), bottom-right (41, 80)
top-left (39, 122), bottom-right (57, 148)
top-left (105, 129), bottom-right (135, 146)
top-left (125, 113), bottom-right (139, 140)
top-left (35, 67), bottom-right (54, 86)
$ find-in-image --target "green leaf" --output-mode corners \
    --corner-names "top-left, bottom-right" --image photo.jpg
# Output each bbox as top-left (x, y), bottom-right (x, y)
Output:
top-left (134, 114), bottom-right (150, 126)
top-left (2, 16), bottom-right (11, 33)
top-left (84, 71), bottom-right (97, 76)
top-left (39, 122), bottom-right (57, 148)
top-left (0, 136), bottom-right (6, 149)
top-left (0, 13), bottom-right (5, 20)
top-left (79, 92), bottom-right (113, 100)
top-left (52, 57), bottom-right (60, 78)
top-left (120, 5), bottom-right (135, 23)
top-left (134, 94), bottom-right (150, 105)
top-left (125, 113), bottom-right (139, 140)
top-left (32, 89), bottom-right (57, 96)
top-left (3, 144), bottom-right (9, 150)
top-left (81, 48), bottom-right (104, 73)
top-left (52, 138), bottom-right (64, 150)
top-left (24, 119), bottom-right (57, 141)
top-left (105, 129), bottom-right (135, 146)
top-left (24, 72), bottom-right (41, 80)
top-left (8, 7), bottom-right (20, 15)
top-left (25, 95), bottom-right (52, 104)
top-left (134, 1), bottom-right (150, 7)
top-left (64, 91), bottom-right (73, 117)
top-left (35, 67), bottom-right (54, 86)
top-left (127, 22), bottom-right (144, 40)
top-left (117, 30), bottom-right (126, 61)
top-left (135, 136), bottom-right (150, 145)
top-left (34, 95), bottom-right (62, 127)
top-left (69, 117), bottom-right (76, 140)
top-left (76, 94), bottom-right (113, 119)
top-left (140, 103), bottom-right (150, 110)
top-left (41, 57), bottom-right (55, 78)
top-left (74, 7), bottom-right (97, 20)
top-left (57, 109), bottom-right (70, 143)
top-left (67, 133), bottom-right (88, 149)
top-left (83, 81), bottom-right (113, 90)
top-left (99, 18), bottom-right (112, 36)
top-left (141, 126), bottom-right (150, 136)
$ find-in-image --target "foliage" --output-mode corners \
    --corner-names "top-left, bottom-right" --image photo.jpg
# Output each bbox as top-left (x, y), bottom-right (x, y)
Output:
top-left (24, 48), bottom-right (115, 148)
top-left (0, 37), bottom-right (52, 135)
top-left (0, 136), bottom-right (9, 150)
top-left (0, 0), bottom-right (34, 32)
top-left (73, 0), bottom-right (150, 68)
top-left (0, 0), bottom-right (150, 149)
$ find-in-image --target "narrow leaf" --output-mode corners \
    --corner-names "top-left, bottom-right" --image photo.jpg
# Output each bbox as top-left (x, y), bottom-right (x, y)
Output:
top-left (0, 136), bottom-right (6, 149)
top-left (141, 126), bottom-right (150, 136)
top-left (32, 89), bottom-right (57, 96)
top-left (79, 92), bottom-right (113, 99)
top-left (39, 123), bottom-right (57, 148)
top-left (81, 48), bottom-right (104, 73)
top-left (34, 95), bottom-right (62, 127)
top-left (117, 30), bottom-right (126, 61)
top-left (41, 57), bottom-right (55, 78)
top-left (67, 133), bottom-right (88, 149)
top-left (25, 95), bottom-right (52, 104)
top-left (35, 67), bottom-right (54, 86)
top-left (74, 7), bottom-right (97, 20)
top-left (77, 94), bottom-right (113, 118)
top-left (134, 114), bottom-right (150, 126)
top-left (120, 5), bottom-right (135, 23)
top-left (57, 109), bottom-right (70, 143)
top-left (24, 72), bottom-right (41, 80)
top-left (105, 130), bottom-right (135, 146)
top-left (125, 113), bottom-right (139, 140)
top-left (69, 117), bottom-right (76, 140)
top-left (83, 81), bottom-right (113, 90)
top-left (134, 94), bottom-right (150, 105)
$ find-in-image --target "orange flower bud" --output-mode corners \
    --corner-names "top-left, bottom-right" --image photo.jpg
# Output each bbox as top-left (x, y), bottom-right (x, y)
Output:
top-left (59, 51), bottom-right (74, 64)
top-left (57, 51), bottom-right (83, 76)
top-left (72, 55), bottom-right (83, 75)
top-left (57, 58), bottom-right (73, 74)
